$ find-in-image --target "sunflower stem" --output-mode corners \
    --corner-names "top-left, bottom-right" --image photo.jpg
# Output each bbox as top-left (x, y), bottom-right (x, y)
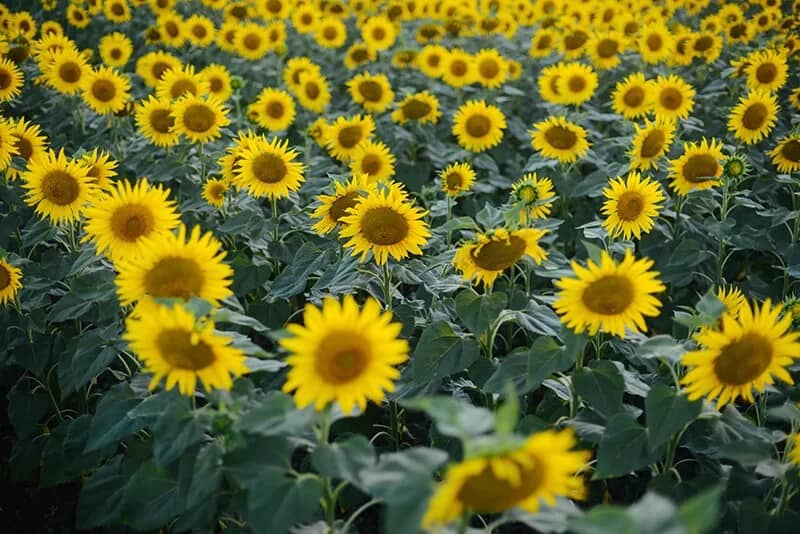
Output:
top-left (446, 194), bottom-right (453, 247)
top-left (716, 178), bottom-right (732, 285)
top-left (271, 196), bottom-right (279, 243)
top-left (671, 195), bottom-right (684, 240)
top-left (381, 262), bottom-right (393, 311)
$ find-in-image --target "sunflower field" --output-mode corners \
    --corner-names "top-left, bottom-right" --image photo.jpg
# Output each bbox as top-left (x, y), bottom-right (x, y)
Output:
top-left (2, 0), bottom-right (800, 532)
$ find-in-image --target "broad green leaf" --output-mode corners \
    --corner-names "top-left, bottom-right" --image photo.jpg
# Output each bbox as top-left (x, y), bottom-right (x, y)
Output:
top-left (595, 413), bottom-right (651, 478)
top-left (526, 337), bottom-right (575, 390)
top-left (401, 396), bottom-right (494, 438)
top-left (84, 384), bottom-right (144, 452)
top-left (246, 467), bottom-right (322, 534)
top-left (122, 460), bottom-right (180, 531)
top-left (311, 434), bottom-right (376, 487)
top-left (152, 401), bottom-right (206, 467)
top-left (569, 506), bottom-right (636, 534)
top-left (76, 457), bottom-right (125, 529)
top-left (634, 335), bottom-right (686, 364)
top-left (677, 485), bottom-right (725, 534)
top-left (412, 321), bottom-right (480, 384)
top-left (234, 391), bottom-right (314, 436)
top-left (646, 383), bottom-right (701, 450)
top-left (454, 288), bottom-right (507, 335)
top-left (572, 360), bottom-right (624, 418)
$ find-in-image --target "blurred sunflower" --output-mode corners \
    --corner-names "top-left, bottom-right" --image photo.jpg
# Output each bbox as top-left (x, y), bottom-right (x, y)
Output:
top-left (691, 32), bottom-right (723, 63)
top-left (530, 116), bottom-right (589, 163)
top-left (554, 249), bottom-right (665, 338)
top-left (171, 95), bottom-right (230, 144)
top-left (66, 5), bottom-right (91, 29)
top-left (349, 139), bottom-right (396, 183)
top-left (416, 44), bottom-right (447, 77)
top-left (474, 48), bottom-right (508, 89)
top-left (442, 48), bottom-right (476, 88)
top-left (83, 178), bottom-right (180, 262)
top-left (361, 15), bottom-right (397, 51)
top-left (529, 27), bottom-right (559, 58)
top-left (98, 32), bottom-right (133, 67)
top-left (234, 136), bottom-right (304, 199)
top-left (347, 72), bottom-right (394, 113)
top-left (158, 12), bottom-right (186, 47)
top-left (652, 74), bottom-right (695, 121)
top-left (248, 88), bottom-right (296, 132)
top-left (80, 148), bottom-right (118, 190)
top-left (510, 173), bottom-right (556, 223)
top-left (452, 100), bottom-right (506, 153)
top-left (235, 22), bottom-right (270, 59)
top-left (156, 64), bottom-right (209, 101)
top-left (668, 138), bottom-right (724, 196)
top-left (295, 70), bottom-right (331, 113)
top-left (556, 62), bottom-right (598, 105)
top-left (629, 118), bottom-right (675, 170)
top-left (391, 91), bottom-right (441, 124)
top-left (0, 257), bottom-right (22, 306)
top-left (291, 4), bottom-right (319, 35)
top-left (21, 149), bottom-right (94, 225)
top-left (280, 295), bottom-right (409, 413)
top-left (136, 50), bottom-right (181, 88)
top-left (316, 17), bottom-right (347, 49)
top-left (7, 118), bottom-right (48, 179)
top-left (440, 162), bottom-right (476, 197)
top-left (184, 14), bottom-right (215, 47)
top-left (104, 0), bottom-right (131, 23)
top-left (601, 172), bottom-right (665, 240)
top-left (45, 47), bottom-right (89, 94)
top-left (0, 119), bottom-right (18, 172)
top-left (311, 173), bottom-right (374, 235)
top-left (769, 135), bottom-right (800, 174)
top-left (538, 63), bottom-right (566, 104)
top-left (199, 64), bottom-right (233, 101)
top-left (453, 228), bottom-right (548, 287)
top-left (125, 303), bottom-right (248, 396)
top-left (344, 42), bottom-right (376, 69)
top-left (611, 73), bottom-right (652, 120)
top-left (727, 90), bottom-right (778, 145)
top-left (681, 299), bottom-right (800, 407)
top-left (135, 95), bottom-right (179, 148)
top-left (81, 66), bottom-right (130, 115)
top-left (326, 114), bottom-right (376, 161)
top-left (0, 57), bottom-right (23, 101)
top-left (202, 178), bottom-right (228, 208)
top-left (587, 30), bottom-right (624, 69)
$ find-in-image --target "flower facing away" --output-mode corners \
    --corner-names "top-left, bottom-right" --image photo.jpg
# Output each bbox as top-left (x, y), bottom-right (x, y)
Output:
top-left (681, 299), bottom-right (800, 407)
top-left (423, 429), bottom-right (590, 527)
top-left (554, 249), bottom-right (665, 338)
top-left (510, 173), bottom-right (556, 223)
top-left (124, 302), bottom-right (248, 396)
top-left (280, 295), bottom-right (409, 413)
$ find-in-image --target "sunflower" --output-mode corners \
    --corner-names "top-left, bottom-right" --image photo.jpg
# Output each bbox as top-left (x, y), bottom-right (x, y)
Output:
top-left (681, 299), bottom-right (800, 407)
top-left (98, 32), bottom-right (133, 67)
top-left (453, 228), bottom-right (547, 287)
top-left (510, 173), bottom-right (556, 222)
top-left (158, 13), bottom-right (186, 47)
top-left (391, 91), bottom-right (441, 125)
top-left (562, 27), bottom-right (590, 59)
top-left (628, 118), bottom-right (675, 170)
top-left (769, 136), bottom-right (800, 174)
top-left (125, 303), bottom-right (248, 396)
top-left (311, 173), bottom-right (375, 235)
top-left (115, 224), bottom-right (233, 310)
top-left (156, 65), bottom-right (209, 101)
top-left (135, 95), bottom-right (179, 148)
top-left (234, 136), bottom-right (305, 199)
top-left (474, 48), bottom-right (508, 89)
top-left (691, 32), bottom-right (723, 63)
top-left (283, 56), bottom-right (321, 93)
top-left (416, 44), bottom-right (447, 77)
top-left (670, 32), bottom-right (696, 67)
top-left (788, 434), bottom-right (800, 466)
top-left (44, 47), bottom-right (89, 94)
top-left (612, 73), bottom-right (652, 119)
top-left (349, 139), bottom-right (396, 183)
top-left (652, 74), bottom-right (695, 121)
top-left (361, 15), bottom-right (397, 51)
top-left (451, 100), bottom-right (506, 153)
top-left (711, 286), bottom-right (749, 326)
top-left (530, 116), bottom-right (590, 163)
top-left (442, 48), bottom-right (476, 88)
top-left (295, 70), bottom-right (331, 113)
top-left (326, 114), bottom-right (376, 161)
top-left (81, 66), bottom-right (130, 115)
top-left (315, 17), bottom-right (347, 49)
top-left (727, 90), bottom-right (779, 145)
top-left (235, 22), bottom-right (270, 60)
top-left (346, 72), bottom-right (394, 113)
top-left (587, 30), bottom-right (624, 69)
top-left (668, 138), bottom-right (724, 196)
top-left (280, 295), bottom-right (408, 413)
top-left (0, 257), bottom-right (22, 306)
top-left (171, 95), bottom-right (230, 144)
top-left (344, 42), bottom-right (377, 69)
top-left (422, 429), bottom-right (589, 527)
top-left (248, 88), bottom-right (296, 132)
top-left (135, 50), bottom-right (181, 88)
top-left (0, 57), bottom-right (23, 102)
top-left (307, 117), bottom-right (330, 148)
top-left (200, 64), bottom-right (233, 101)
top-left (553, 249), bottom-right (665, 338)
top-left (201, 178), bottom-right (228, 208)
top-left (21, 149), bottom-right (94, 225)
top-left (6, 118), bottom-right (48, 179)
top-left (80, 149), bottom-right (118, 190)
top-left (0, 119), bottom-right (18, 172)
top-left (416, 23), bottom-right (444, 44)
top-left (601, 172), bottom-right (664, 240)
top-left (339, 184), bottom-right (430, 265)
top-left (556, 62), bottom-right (598, 105)
top-left (538, 63), bottom-right (566, 104)
top-left (184, 14), bottom-right (215, 47)
top-left (638, 21), bottom-right (674, 63)
top-left (66, 5), bottom-right (91, 29)
top-left (529, 27), bottom-right (559, 58)
top-left (292, 4), bottom-right (318, 34)
top-left (440, 162), bottom-right (476, 197)
top-left (83, 179), bottom-right (180, 262)
top-left (790, 88), bottom-right (800, 112)
top-left (104, 0), bottom-right (131, 23)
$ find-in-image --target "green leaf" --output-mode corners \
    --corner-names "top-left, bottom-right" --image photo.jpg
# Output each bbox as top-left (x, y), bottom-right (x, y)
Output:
top-left (526, 337), bottom-right (575, 390)
top-left (595, 413), bottom-right (651, 478)
top-left (494, 384), bottom-right (519, 435)
top-left (634, 335), bottom-right (686, 365)
top-left (401, 396), bottom-right (494, 438)
top-left (454, 288), bottom-right (507, 335)
top-left (572, 360), bottom-right (624, 418)
top-left (271, 242), bottom-right (329, 298)
top-left (569, 506), bottom-right (636, 534)
top-left (677, 485), bottom-right (725, 534)
top-left (412, 321), bottom-right (480, 384)
top-left (84, 383), bottom-right (144, 452)
top-left (122, 460), bottom-right (180, 531)
top-left (7, 385), bottom-right (50, 438)
top-left (152, 400), bottom-right (206, 466)
top-left (224, 436), bottom-right (296, 488)
top-left (246, 468), bottom-right (322, 534)
top-left (213, 307), bottom-right (270, 333)
top-left (626, 492), bottom-right (683, 534)
top-left (483, 350), bottom-right (529, 394)
top-left (311, 434), bottom-right (376, 487)
top-left (646, 383), bottom-right (701, 450)
top-left (76, 457), bottom-right (125, 529)
top-left (234, 391), bottom-right (314, 437)
top-left (184, 441), bottom-right (223, 510)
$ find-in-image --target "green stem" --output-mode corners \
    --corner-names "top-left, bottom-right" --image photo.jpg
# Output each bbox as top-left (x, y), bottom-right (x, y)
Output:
top-left (716, 180), bottom-right (731, 285)
top-left (446, 194), bottom-right (453, 247)
top-left (388, 401), bottom-right (401, 451)
top-left (271, 196), bottom-right (280, 243)
top-left (381, 262), bottom-right (393, 311)
top-left (340, 499), bottom-right (380, 534)
top-left (672, 195), bottom-right (684, 240)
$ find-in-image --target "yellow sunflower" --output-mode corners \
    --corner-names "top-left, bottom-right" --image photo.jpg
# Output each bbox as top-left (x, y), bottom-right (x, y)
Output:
top-left (556, 62), bottom-right (598, 105)
top-left (0, 118), bottom-right (18, 172)
top-left (347, 72), bottom-right (394, 113)
top-left (628, 118), bottom-right (675, 170)
top-left (81, 66), bottom-right (130, 115)
top-left (530, 116), bottom-right (590, 163)
top-left (115, 224), bottom-right (233, 310)
top-left (681, 299), bottom-right (800, 407)
top-left (668, 138), bottom-right (724, 196)
top-left (44, 47), bottom-right (89, 94)
top-left (442, 48), bottom-right (476, 88)
top-left (135, 95), bottom-right (179, 148)
top-left (638, 21), bottom-right (674, 63)
top-left (21, 149), bottom-right (94, 225)
top-left (553, 249), bottom-right (665, 338)
top-left (361, 15), bottom-right (397, 51)
top-left (451, 100), bottom-right (506, 153)
top-left (280, 295), bottom-right (409, 413)
top-left (104, 0), bottom-right (131, 23)
top-left (349, 139), bottom-right (396, 183)
top-left (440, 162), bottom-right (476, 197)
top-left (0, 57), bottom-right (23, 102)
top-left (217, 130), bottom-right (263, 183)
top-left (170, 95), bottom-right (230, 144)
top-left (83, 178), bottom-right (180, 262)
top-left (326, 114), bottom-right (376, 161)
top-left (184, 14), bottom-right (216, 47)
top-left (587, 30), bottom-right (624, 69)
top-left (391, 91), bottom-right (441, 125)
top-left (135, 50), bottom-right (181, 88)
top-left (611, 72), bottom-right (653, 120)
top-left (6, 117), bottom-right (48, 179)
top-left (601, 172), bottom-right (665, 240)
top-left (307, 117), bottom-right (330, 148)
top-left (339, 184), bottom-right (430, 265)
top-left (247, 88), bottom-right (296, 132)
top-left (652, 74), bottom-right (695, 121)
top-left (416, 44), bottom-right (447, 77)
top-left (423, 429), bottom-right (589, 528)
top-left (510, 173), bottom-right (556, 223)
top-left (155, 65), bottom-right (209, 101)
top-left (529, 27), bottom-right (560, 58)
top-left (200, 64), bottom-right (233, 101)
top-left (453, 228), bottom-right (548, 288)
top-left (315, 17), bottom-right (347, 49)
top-left (790, 88), bottom-right (800, 112)
top-left (98, 32), bottom-right (133, 68)
top-left (538, 63), bottom-right (567, 105)
top-left (291, 4), bottom-right (318, 35)
top-left (344, 42), bottom-right (377, 70)
top-left (727, 90), bottom-right (779, 145)
top-left (234, 136), bottom-right (305, 199)
top-left (691, 32), bottom-right (723, 63)
top-left (474, 48), bottom-right (508, 89)
top-left (124, 302), bottom-right (248, 396)
top-left (81, 148), bottom-right (118, 191)
top-left (0, 257), bottom-right (23, 306)
top-left (202, 178), bottom-right (228, 208)
top-left (295, 70), bottom-right (331, 113)
top-left (235, 22), bottom-right (270, 60)
top-left (66, 5), bottom-right (91, 29)
top-left (769, 135), bottom-right (800, 174)
top-left (311, 173), bottom-right (375, 235)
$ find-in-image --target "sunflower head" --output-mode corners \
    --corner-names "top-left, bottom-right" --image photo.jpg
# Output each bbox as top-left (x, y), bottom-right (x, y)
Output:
top-left (0, 257), bottom-right (23, 306)
top-left (510, 173), bottom-right (556, 222)
top-left (529, 116), bottom-right (590, 163)
top-left (440, 162), bottom-right (477, 197)
top-left (724, 153), bottom-right (750, 180)
top-left (451, 99), bottom-right (507, 153)
top-left (601, 172), bottom-right (665, 240)
top-left (453, 228), bottom-right (548, 287)
top-left (21, 148), bottom-right (95, 225)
